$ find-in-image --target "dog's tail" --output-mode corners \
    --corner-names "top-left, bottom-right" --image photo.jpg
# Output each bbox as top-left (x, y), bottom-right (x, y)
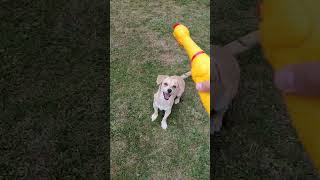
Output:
top-left (180, 71), bottom-right (191, 79)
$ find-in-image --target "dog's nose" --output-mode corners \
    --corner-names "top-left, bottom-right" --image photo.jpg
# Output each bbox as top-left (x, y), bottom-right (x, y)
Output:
top-left (167, 89), bottom-right (172, 93)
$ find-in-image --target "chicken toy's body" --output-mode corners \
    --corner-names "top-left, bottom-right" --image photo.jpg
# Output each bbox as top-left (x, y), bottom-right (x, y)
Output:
top-left (260, 0), bottom-right (320, 171)
top-left (172, 23), bottom-right (210, 115)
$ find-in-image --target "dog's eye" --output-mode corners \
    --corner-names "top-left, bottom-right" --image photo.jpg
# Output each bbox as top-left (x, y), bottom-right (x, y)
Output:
top-left (164, 83), bottom-right (168, 86)
top-left (172, 85), bottom-right (176, 88)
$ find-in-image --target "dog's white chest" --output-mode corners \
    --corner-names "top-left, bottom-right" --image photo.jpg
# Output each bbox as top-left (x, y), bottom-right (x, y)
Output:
top-left (154, 92), bottom-right (174, 111)
top-left (155, 99), bottom-right (172, 111)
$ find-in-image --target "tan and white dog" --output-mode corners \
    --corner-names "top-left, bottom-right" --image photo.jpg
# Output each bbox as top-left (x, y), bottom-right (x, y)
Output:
top-left (151, 71), bottom-right (191, 129)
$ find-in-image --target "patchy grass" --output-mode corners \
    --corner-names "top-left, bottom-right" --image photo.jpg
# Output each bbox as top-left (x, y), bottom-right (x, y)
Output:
top-left (111, 0), bottom-right (209, 179)
top-left (212, 0), bottom-right (320, 179)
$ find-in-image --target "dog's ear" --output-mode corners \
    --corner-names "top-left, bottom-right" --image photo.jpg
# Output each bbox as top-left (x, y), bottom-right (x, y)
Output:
top-left (156, 75), bottom-right (168, 85)
top-left (176, 79), bottom-right (182, 90)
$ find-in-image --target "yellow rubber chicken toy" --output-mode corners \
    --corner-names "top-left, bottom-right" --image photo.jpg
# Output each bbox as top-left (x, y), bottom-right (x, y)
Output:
top-left (172, 23), bottom-right (210, 115)
top-left (260, 0), bottom-right (320, 171)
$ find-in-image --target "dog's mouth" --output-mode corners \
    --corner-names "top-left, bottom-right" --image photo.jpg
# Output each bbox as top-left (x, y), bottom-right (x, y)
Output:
top-left (163, 92), bottom-right (171, 100)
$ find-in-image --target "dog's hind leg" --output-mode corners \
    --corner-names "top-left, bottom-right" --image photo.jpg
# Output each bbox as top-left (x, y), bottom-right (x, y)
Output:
top-left (174, 96), bottom-right (181, 104)
top-left (174, 87), bottom-right (185, 104)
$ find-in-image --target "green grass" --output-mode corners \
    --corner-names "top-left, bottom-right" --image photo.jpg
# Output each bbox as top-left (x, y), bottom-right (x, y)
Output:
top-left (0, 0), bottom-right (107, 178)
top-left (212, 0), bottom-right (320, 179)
top-left (111, 0), bottom-right (209, 179)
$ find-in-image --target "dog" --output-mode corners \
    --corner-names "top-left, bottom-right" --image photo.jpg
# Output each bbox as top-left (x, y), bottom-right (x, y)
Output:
top-left (212, 45), bottom-right (240, 135)
top-left (212, 31), bottom-right (259, 135)
top-left (151, 71), bottom-right (191, 129)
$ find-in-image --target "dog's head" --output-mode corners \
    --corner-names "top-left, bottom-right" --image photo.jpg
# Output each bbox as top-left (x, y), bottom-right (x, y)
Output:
top-left (157, 75), bottom-right (179, 100)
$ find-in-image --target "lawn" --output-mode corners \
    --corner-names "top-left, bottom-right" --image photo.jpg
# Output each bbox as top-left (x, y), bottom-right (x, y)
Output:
top-left (0, 0), bottom-right (107, 178)
top-left (212, 0), bottom-right (320, 179)
top-left (110, 0), bottom-right (210, 179)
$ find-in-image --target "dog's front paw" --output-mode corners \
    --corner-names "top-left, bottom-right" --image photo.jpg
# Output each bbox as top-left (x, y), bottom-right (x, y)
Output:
top-left (174, 98), bottom-right (180, 104)
top-left (151, 113), bottom-right (158, 121)
top-left (161, 121), bottom-right (168, 129)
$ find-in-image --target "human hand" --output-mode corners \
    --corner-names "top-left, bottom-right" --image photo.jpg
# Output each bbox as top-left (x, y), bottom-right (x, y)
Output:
top-left (196, 81), bottom-right (210, 92)
top-left (274, 61), bottom-right (320, 96)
